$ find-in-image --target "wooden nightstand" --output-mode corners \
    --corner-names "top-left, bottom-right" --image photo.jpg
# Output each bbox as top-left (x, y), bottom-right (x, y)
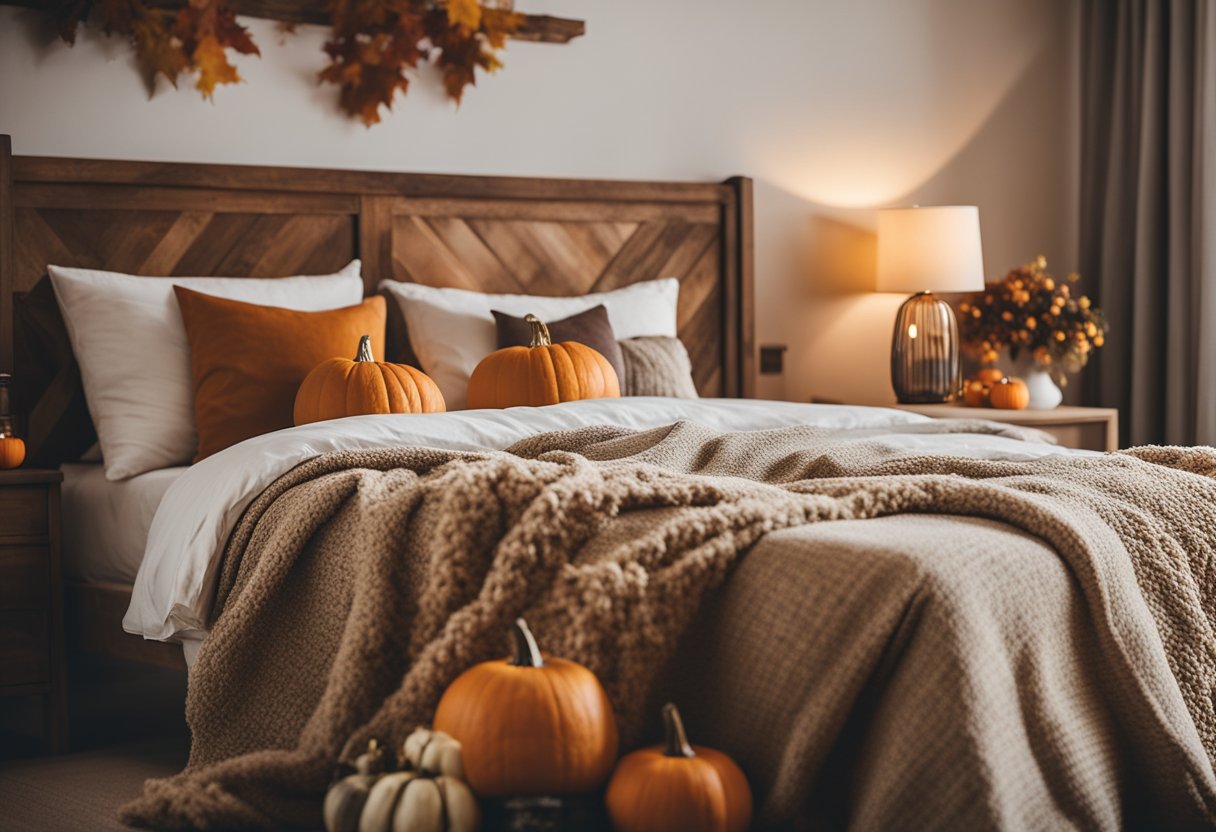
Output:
top-left (0, 469), bottom-right (67, 753)
top-left (889, 404), bottom-right (1119, 452)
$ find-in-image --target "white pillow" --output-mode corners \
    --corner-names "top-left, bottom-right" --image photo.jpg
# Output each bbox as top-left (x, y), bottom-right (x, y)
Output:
top-left (379, 278), bottom-right (680, 409)
top-left (49, 262), bottom-right (364, 481)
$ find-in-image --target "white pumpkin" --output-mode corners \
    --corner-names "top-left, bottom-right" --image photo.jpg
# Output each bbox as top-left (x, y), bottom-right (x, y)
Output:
top-left (403, 727), bottom-right (465, 779)
top-left (359, 771), bottom-right (479, 832)
top-left (324, 740), bottom-right (390, 832)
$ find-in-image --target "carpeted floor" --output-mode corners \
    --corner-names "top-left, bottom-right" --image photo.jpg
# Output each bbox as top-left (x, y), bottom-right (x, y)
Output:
top-left (0, 654), bottom-right (190, 831)
top-left (0, 736), bottom-right (187, 831)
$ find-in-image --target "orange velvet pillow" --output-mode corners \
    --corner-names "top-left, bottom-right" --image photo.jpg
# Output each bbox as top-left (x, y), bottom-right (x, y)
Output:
top-left (174, 286), bottom-right (386, 461)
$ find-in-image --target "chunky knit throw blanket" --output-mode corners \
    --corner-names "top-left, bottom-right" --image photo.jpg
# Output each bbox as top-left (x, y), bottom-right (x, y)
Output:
top-left (121, 421), bottom-right (1216, 830)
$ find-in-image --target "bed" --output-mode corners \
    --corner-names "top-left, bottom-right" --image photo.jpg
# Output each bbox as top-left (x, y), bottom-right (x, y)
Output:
top-left (0, 133), bottom-right (753, 672)
top-left (4, 135), bottom-right (1216, 830)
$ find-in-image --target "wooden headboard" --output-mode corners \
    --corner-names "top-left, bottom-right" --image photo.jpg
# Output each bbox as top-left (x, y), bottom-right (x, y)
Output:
top-left (0, 135), bottom-right (754, 466)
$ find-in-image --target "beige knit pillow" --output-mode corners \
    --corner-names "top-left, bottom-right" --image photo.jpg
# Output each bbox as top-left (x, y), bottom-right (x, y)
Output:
top-left (618, 336), bottom-right (699, 398)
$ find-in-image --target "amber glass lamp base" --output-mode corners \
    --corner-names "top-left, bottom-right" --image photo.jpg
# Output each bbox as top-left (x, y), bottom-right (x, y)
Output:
top-left (890, 291), bottom-right (960, 403)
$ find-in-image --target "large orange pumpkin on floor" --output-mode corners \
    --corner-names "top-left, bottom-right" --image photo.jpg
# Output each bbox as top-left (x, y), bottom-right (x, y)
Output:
top-left (466, 314), bottom-right (620, 409)
top-left (432, 618), bottom-right (619, 796)
top-left (294, 335), bottom-right (445, 426)
top-left (606, 702), bottom-right (752, 832)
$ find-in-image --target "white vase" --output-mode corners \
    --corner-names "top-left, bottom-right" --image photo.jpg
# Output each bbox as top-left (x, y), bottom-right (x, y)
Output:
top-left (1010, 354), bottom-right (1063, 410)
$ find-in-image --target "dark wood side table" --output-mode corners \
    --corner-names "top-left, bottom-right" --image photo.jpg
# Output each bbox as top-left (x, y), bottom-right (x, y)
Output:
top-left (0, 469), bottom-right (67, 753)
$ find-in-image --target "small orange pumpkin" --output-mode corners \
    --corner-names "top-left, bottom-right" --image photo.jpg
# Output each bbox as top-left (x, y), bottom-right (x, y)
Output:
top-left (975, 367), bottom-right (1005, 386)
top-left (962, 379), bottom-right (989, 408)
top-left (0, 436), bottom-right (25, 470)
top-left (433, 618), bottom-right (619, 796)
top-left (989, 377), bottom-right (1030, 410)
top-left (466, 314), bottom-right (620, 409)
top-left (294, 335), bottom-right (445, 426)
top-left (0, 373), bottom-right (22, 469)
top-left (606, 703), bottom-right (752, 832)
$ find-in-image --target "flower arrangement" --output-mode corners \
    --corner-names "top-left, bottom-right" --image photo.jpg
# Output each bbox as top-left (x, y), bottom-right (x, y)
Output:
top-left (958, 256), bottom-right (1107, 386)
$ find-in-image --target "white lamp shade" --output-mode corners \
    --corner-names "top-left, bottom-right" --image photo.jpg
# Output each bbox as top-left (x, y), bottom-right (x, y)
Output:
top-left (876, 205), bottom-right (985, 294)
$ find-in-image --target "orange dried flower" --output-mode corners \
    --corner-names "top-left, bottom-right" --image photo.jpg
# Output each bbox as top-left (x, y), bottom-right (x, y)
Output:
top-left (958, 256), bottom-right (1107, 380)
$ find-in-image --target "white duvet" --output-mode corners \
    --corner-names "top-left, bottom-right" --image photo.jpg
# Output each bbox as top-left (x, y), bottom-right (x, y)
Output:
top-left (125, 398), bottom-right (1091, 644)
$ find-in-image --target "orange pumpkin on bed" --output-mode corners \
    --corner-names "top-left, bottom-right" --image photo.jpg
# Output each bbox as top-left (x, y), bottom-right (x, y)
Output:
top-left (294, 335), bottom-right (445, 425)
top-left (467, 313), bottom-right (620, 409)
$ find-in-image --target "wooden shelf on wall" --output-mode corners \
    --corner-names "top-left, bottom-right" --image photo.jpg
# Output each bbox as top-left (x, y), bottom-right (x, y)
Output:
top-left (0, 1), bottom-right (585, 44)
top-left (505, 14), bottom-right (585, 44)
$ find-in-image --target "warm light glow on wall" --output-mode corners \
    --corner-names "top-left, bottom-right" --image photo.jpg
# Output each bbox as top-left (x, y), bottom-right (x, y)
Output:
top-left (740, 3), bottom-right (1047, 210)
top-left (745, 90), bottom-right (1024, 209)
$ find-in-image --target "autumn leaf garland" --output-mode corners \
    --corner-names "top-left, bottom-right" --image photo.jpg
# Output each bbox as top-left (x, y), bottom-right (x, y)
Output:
top-left (51, 0), bottom-right (523, 123)
top-left (320, 0), bottom-right (521, 125)
top-left (56, 0), bottom-right (258, 98)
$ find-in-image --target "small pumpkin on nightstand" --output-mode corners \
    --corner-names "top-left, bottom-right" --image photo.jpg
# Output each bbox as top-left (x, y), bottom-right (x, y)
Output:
top-left (962, 379), bottom-right (990, 408)
top-left (0, 373), bottom-right (24, 469)
top-left (467, 314), bottom-right (620, 409)
top-left (294, 335), bottom-right (445, 426)
top-left (0, 436), bottom-right (23, 470)
top-left (989, 377), bottom-right (1030, 410)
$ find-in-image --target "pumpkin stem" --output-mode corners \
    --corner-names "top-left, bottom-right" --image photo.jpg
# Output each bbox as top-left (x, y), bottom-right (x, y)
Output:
top-left (355, 335), bottom-right (375, 362)
top-left (525, 314), bottom-right (553, 348)
top-left (355, 738), bottom-right (386, 775)
top-left (510, 618), bottom-right (544, 668)
top-left (662, 703), bottom-right (696, 758)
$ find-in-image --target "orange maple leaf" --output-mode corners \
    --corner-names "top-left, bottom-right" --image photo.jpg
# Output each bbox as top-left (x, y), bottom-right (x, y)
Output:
top-left (446, 0), bottom-right (481, 34)
top-left (131, 14), bottom-right (190, 90)
top-left (172, 0), bottom-right (257, 98)
top-left (55, 0), bottom-right (92, 44)
top-left (480, 6), bottom-right (523, 49)
top-left (192, 35), bottom-right (241, 98)
top-left (95, 0), bottom-right (136, 35)
top-left (214, 7), bottom-right (260, 55)
top-left (321, 3), bottom-right (427, 126)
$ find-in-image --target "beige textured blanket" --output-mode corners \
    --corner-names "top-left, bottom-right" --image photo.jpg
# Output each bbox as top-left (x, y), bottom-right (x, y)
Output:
top-left (122, 421), bottom-right (1216, 830)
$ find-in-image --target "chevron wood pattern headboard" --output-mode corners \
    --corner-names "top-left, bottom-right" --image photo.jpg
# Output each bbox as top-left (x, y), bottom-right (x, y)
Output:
top-left (0, 135), bottom-right (754, 466)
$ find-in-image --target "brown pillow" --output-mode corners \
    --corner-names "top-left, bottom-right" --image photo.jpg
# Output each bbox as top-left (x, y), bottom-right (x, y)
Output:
top-left (174, 286), bottom-right (386, 461)
top-left (491, 305), bottom-right (626, 386)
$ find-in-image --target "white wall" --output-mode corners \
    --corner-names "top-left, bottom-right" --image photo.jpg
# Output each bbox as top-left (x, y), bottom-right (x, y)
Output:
top-left (0, 0), bottom-right (1078, 404)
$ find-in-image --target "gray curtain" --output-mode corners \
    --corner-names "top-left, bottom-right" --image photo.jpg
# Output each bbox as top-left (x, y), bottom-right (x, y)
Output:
top-left (1080, 0), bottom-right (1216, 446)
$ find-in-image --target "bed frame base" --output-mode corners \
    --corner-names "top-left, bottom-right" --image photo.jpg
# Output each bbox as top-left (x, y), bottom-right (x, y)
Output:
top-left (65, 581), bottom-right (186, 671)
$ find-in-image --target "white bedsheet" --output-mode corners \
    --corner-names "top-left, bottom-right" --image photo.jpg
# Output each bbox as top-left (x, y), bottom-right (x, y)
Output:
top-left (61, 463), bottom-right (186, 584)
top-left (125, 398), bottom-right (1091, 644)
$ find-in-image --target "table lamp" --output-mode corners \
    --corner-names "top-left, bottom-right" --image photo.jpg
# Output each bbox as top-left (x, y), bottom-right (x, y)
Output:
top-left (877, 205), bottom-right (984, 403)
